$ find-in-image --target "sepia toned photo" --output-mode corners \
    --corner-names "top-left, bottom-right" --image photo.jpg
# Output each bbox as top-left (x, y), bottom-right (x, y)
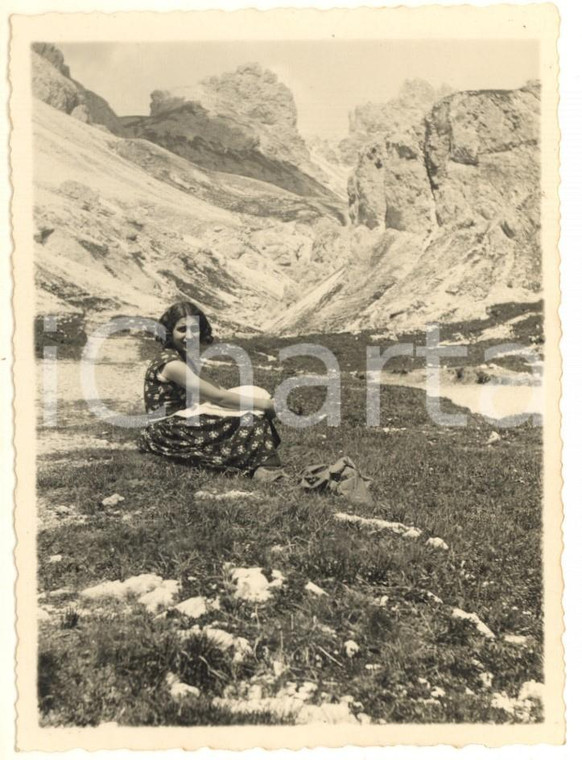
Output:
top-left (10, 5), bottom-right (563, 750)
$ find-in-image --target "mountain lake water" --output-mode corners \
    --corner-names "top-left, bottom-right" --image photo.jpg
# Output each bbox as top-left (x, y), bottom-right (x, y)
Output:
top-left (379, 372), bottom-right (543, 422)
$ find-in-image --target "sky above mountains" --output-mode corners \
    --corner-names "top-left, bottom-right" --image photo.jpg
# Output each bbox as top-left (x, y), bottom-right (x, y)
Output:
top-left (60, 40), bottom-right (539, 138)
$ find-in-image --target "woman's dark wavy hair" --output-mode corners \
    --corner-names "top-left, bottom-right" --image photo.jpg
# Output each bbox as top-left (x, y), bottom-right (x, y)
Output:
top-left (156, 301), bottom-right (213, 349)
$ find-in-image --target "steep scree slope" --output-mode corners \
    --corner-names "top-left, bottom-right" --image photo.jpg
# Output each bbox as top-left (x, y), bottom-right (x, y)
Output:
top-left (33, 100), bottom-right (350, 332)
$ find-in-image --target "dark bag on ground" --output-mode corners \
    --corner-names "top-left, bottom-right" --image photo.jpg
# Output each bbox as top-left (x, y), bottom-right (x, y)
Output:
top-left (299, 456), bottom-right (373, 506)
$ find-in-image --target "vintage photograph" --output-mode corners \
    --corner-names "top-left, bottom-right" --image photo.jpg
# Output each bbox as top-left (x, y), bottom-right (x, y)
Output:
top-left (10, 6), bottom-right (562, 750)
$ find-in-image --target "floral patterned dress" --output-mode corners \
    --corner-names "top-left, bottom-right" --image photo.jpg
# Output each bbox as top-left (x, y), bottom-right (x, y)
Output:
top-left (138, 348), bottom-right (281, 473)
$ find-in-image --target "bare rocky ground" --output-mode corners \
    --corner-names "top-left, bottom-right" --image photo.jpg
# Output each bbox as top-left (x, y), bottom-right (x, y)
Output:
top-left (36, 333), bottom-right (544, 727)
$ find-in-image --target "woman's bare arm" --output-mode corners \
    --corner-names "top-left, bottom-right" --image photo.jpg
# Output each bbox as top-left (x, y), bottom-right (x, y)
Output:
top-left (161, 360), bottom-right (275, 415)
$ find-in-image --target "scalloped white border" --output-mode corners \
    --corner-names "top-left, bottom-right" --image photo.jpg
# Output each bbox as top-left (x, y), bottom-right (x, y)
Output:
top-left (3, 1), bottom-right (579, 758)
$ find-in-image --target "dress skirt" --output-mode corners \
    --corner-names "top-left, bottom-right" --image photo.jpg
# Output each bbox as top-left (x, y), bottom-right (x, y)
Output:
top-left (138, 412), bottom-right (281, 474)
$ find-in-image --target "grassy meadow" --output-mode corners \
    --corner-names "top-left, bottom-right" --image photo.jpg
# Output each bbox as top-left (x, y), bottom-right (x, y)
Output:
top-left (36, 318), bottom-right (544, 726)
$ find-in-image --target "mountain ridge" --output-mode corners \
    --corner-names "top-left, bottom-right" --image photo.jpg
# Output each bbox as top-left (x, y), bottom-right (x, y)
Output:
top-left (31, 43), bottom-right (542, 342)
top-left (120, 63), bottom-right (346, 218)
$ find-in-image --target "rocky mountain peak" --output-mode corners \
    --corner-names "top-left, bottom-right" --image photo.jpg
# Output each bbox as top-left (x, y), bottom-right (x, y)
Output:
top-left (342, 79), bottom-right (452, 163)
top-left (31, 42), bottom-right (123, 135)
top-left (147, 63), bottom-right (298, 127)
top-left (122, 62), bottom-right (342, 210)
top-left (344, 79), bottom-right (451, 232)
top-left (201, 62), bottom-right (298, 128)
top-left (32, 42), bottom-right (71, 77)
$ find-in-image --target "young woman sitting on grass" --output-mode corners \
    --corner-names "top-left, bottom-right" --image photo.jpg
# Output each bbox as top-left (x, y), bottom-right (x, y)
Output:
top-left (139, 301), bottom-right (283, 482)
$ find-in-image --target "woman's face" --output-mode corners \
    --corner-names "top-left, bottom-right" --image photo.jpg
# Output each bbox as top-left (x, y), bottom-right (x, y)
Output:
top-left (171, 316), bottom-right (211, 351)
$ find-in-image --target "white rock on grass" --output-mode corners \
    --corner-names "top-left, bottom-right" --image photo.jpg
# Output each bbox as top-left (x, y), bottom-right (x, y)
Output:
top-left (38, 608), bottom-right (51, 622)
top-left (269, 570), bottom-right (285, 588)
top-left (426, 537), bottom-right (449, 551)
top-left (101, 493), bottom-right (125, 507)
top-left (487, 432), bottom-right (501, 445)
top-left (81, 573), bottom-right (162, 599)
top-left (175, 598), bottom-right (218, 618)
top-left (138, 580), bottom-right (180, 613)
top-left (212, 678), bottom-right (361, 724)
top-left (122, 574), bottom-right (163, 596)
top-left (344, 640), bottom-right (360, 658)
top-left (48, 554), bottom-right (63, 564)
top-left (491, 683), bottom-right (544, 719)
top-left (503, 634), bottom-right (529, 646)
top-left (194, 490), bottom-right (256, 501)
top-left (305, 581), bottom-right (327, 597)
top-left (43, 587), bottom-right (76, 599)
top-left (451, 608), bottom-right (496, 639)
top-left (334, 512), bottom-right (422, 539)
top-left (81, 574), bottom-right (178, 610)
top-left (403, 527), bottom-right (423, 539)
top-left (230, 566), bottom-right (285, 603)
top-left (430, 686), bottom-right (446, 699)
top-left (174, 596), bottom-right (208, 619)
top-left (81, 580), bottom-right (126, 600)
top-left (491, 691), bottom-right (518, 713)
top-left (209, 630), bottom-right (252, 664)
top-left (519, 680), bottom-right (544, 702)
top-left (232, 635), bottom-right (253, 658)
top-left (165, 672), bottom-right (200, 700)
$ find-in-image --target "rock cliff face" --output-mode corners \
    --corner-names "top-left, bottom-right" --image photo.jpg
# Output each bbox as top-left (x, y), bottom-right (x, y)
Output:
top-left (273, 83), bottom-right (542, 334)
top-left (31, 43), bottom-right (124, 134)
top-left (347, 139), bottom-right (435, 235)
top-left (341, 79), bottom-right (451, 161)
top-left (424, 84), bottom-right (541, 281)
top-left (121, 64), bottom-right (344, 218)
top-left (345, 80), bottom-right (452, 233)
